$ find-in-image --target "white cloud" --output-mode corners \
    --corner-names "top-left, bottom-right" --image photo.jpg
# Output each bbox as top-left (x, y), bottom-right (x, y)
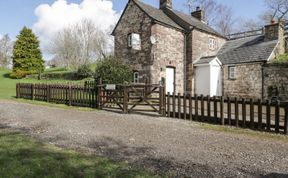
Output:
top-left (33, 0), bottom-right (120, 59)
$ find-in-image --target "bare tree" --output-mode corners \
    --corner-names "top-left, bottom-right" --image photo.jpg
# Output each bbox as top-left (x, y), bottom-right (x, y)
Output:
top-left (184, 0), bottom-right (236, 35)
top-left (265, 0), bottom-right (288, 21)
top-left (49, 19), bottom-right (112, 70)
top-left (0, 34), bottom-right (13, 68)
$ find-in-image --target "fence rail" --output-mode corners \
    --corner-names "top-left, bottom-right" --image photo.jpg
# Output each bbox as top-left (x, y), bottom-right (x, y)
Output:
top-left (16, 83), bottom-right (97, 108)
top-left (16, 82), bottom-right (288, 135)
top-left (165, 93), bottom-right (288, 135)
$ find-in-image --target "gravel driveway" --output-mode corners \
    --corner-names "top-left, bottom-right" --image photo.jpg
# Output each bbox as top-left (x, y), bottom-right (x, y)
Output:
top-left (0, 100), bottom-right (288, 178)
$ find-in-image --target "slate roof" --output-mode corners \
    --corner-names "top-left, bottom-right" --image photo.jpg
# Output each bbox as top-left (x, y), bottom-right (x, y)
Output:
top-left (133, 0), bottom-right (183, 31)
top-left (217, 35), bottom-right (279, 65)
top-left (194, 56), bottom-right (217, 65)
top-left (166, 9), bottom-right (223, 37)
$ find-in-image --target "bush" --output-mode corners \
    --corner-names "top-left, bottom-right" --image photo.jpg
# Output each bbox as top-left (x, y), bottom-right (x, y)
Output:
top-left (77, 64), bottom-right (93, 79)
top-left (271, 54), bottom-right (288, 64)
top-left (10, 69), bottom-right (33, 79)
top-left (95, 57), bottom-right (132, 84)
top-left (41, 72), bottom-right (77, 80)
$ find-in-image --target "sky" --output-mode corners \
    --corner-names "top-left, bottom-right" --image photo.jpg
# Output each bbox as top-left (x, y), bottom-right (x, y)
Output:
top-left (0, 0), bottom-right (267, 59)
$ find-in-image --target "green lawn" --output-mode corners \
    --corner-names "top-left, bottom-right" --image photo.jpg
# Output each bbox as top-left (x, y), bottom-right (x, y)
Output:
top-left (0, 68), bottom-right (81, 100)
top-left (0, 129), bottom-right (161, 178)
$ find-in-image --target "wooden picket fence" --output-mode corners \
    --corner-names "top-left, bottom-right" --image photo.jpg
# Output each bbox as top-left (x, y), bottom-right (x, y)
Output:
top-left (16, 82), bottom-right (288, 135)
top-left (16, 83), bottom-right (97, 108)
top-left (165, 93), bottom-right (288, 135)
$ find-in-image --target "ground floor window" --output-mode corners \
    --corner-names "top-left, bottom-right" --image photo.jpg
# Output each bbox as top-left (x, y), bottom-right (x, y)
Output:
top-left (228, 66), bottom-right (236, 80)
top-left (133, 71), bottom-right (139, 83)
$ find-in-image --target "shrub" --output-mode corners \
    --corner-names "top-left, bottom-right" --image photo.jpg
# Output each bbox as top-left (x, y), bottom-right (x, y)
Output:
top-left (95, 57), bottom-right (132, 84)
top-left (77, 64), bottom-right (93, 79)
top-left (271, 54), bottom-right (288, 64)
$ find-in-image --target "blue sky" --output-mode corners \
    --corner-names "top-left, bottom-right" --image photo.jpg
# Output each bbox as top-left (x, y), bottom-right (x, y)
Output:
top-left (0, 0), bottom-right (266, 39)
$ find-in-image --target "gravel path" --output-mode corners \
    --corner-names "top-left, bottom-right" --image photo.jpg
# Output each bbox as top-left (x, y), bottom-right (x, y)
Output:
top-left (0, 100), bottom-right (288, 178)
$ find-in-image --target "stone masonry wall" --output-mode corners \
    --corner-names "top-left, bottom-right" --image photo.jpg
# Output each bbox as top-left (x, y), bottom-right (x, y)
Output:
top-left (114, 1), bottom-right (152, 83)
top-left (223, 63), bottom-right (263, 99)
top-left (114, 1), bottom-right (185, 93)
top-left (187, 29), bottom-right (226, 94)
top-left (151, 24), bottom-right (185, 94)
top-left (263, 64), bottom-right (288, 100)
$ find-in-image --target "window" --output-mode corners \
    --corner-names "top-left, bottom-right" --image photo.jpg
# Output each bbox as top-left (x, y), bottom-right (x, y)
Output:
top-left (208, 38), bottom-right (217, 50)
top-left (133, 71), bottom-right (139, 83)
top-left (228, 66), bottom-right (236, 79)
top-left (128, 33), bottom-right (141, 50)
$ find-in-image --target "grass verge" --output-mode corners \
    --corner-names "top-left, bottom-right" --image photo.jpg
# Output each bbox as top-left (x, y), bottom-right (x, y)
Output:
top-left (0, 68), bottom-right (82, 100)
top-left (199, 123), bottom-right (288, 143)
top-left (0, 128), bottom-right (162, 178)
top-left (12, 99), bottom-right (96, 111)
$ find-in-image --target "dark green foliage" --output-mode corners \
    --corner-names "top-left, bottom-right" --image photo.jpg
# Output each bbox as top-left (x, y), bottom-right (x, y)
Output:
top-left (95, 57), bottom-right (133, 84)
top-left (38, 72), bottom-right (77, 80)
top-left (271, 54), bottom-right (288, 64)
top-left (77, 64), bottom-right (94, 79)
top-left (11, 27), bottom-right (44, 79)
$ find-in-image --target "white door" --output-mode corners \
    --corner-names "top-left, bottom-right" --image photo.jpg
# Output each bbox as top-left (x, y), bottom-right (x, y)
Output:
top-left (195, 66), bottom-right (210, 96)
top-left (166, 67), bottom-right (175, 94)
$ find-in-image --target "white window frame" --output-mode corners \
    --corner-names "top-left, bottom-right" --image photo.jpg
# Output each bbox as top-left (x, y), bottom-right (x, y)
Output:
top-left (128, 34), bottom-right (132, 47)
top-left (228, 66), bottom-right (236, 80)
top-left (208, 38), bottom-right (217, 50)
top-left (133, 71), bottom-right (139, 83)
top-left (128, 33), bottom-right (141, 50)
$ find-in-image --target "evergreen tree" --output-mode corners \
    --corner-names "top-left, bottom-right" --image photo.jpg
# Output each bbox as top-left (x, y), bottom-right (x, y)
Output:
top-left (11, 27), bottom-right (44, 78)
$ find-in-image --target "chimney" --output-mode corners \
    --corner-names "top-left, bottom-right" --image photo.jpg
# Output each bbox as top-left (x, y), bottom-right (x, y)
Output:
top-left (264, 21), bottom-right (285, 52)
top-left (160, 0), bottom-right (172, 9)
top-left (191, 7), bottom-right (205, 22)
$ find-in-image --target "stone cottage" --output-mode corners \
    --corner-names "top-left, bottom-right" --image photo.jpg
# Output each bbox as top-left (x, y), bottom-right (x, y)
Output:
top-left (112, 0), bottom-right (286, 99)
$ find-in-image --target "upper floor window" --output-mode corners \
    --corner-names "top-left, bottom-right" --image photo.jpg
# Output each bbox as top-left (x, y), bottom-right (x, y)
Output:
top-left (133, 71), bottom-right (139, 83)
top-left (128, 33), bottom-right (141, 50)
top-left (208, 38), bottom-right (217, 50)
top-left (228, 66), bottom-right (236, 80)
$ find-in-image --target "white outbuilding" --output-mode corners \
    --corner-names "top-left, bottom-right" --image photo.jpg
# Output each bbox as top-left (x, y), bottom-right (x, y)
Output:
top-left (194, 56), bottom-right (222, 96)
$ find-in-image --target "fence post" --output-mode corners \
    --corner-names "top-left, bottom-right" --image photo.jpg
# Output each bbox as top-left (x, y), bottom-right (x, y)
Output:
top-left (183, 94), bottom-right (187, 120)
top-left (258, 99), bottom-right (262, 131)
top-left (123, 85), bottom-right (128, 114)
top-left (275, 100), bottom-right (280, 133)
top-left (220, 96), bottom-right (224, 125)
top-left (47, 85), bottom-right (50, 102)
top-left (284, 102), bottom-right (288, 135)
top-left (235, 97), bottom-right (239, 127)
top-left (68, 85), bottom-right (72, 106)
top-left (266, 100), bottom-right (271, 131)
top-left (167, 92), bottom-right (171, 117)
top-left (31, 84), bottom-right (35, 100)
top-left (97, 78), bottom-right (102, 109)
top-left (242, 98), bottom-right (246, 127)
top-left (178, 93), bottom-right (181, 119)
top-left (16, 83), bottom-right (19, 98)
top-left (207, 95), bottom-right (211, 122)
top-left (214, 96), bottom-right (217, 123)
top-left (200, 95), bottom-right (204, 121)
top-left (250, 99), bottom-right (254, 129)
top-left (227, 97), bottom-right (231, 125)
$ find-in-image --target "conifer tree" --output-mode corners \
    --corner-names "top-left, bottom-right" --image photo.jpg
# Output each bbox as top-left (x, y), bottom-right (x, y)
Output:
top-left (11, 27), bottom-right (44, 78)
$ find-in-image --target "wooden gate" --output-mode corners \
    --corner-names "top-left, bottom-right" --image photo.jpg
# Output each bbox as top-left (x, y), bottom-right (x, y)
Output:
top-left (97, 83), bottom-right (165, 115)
